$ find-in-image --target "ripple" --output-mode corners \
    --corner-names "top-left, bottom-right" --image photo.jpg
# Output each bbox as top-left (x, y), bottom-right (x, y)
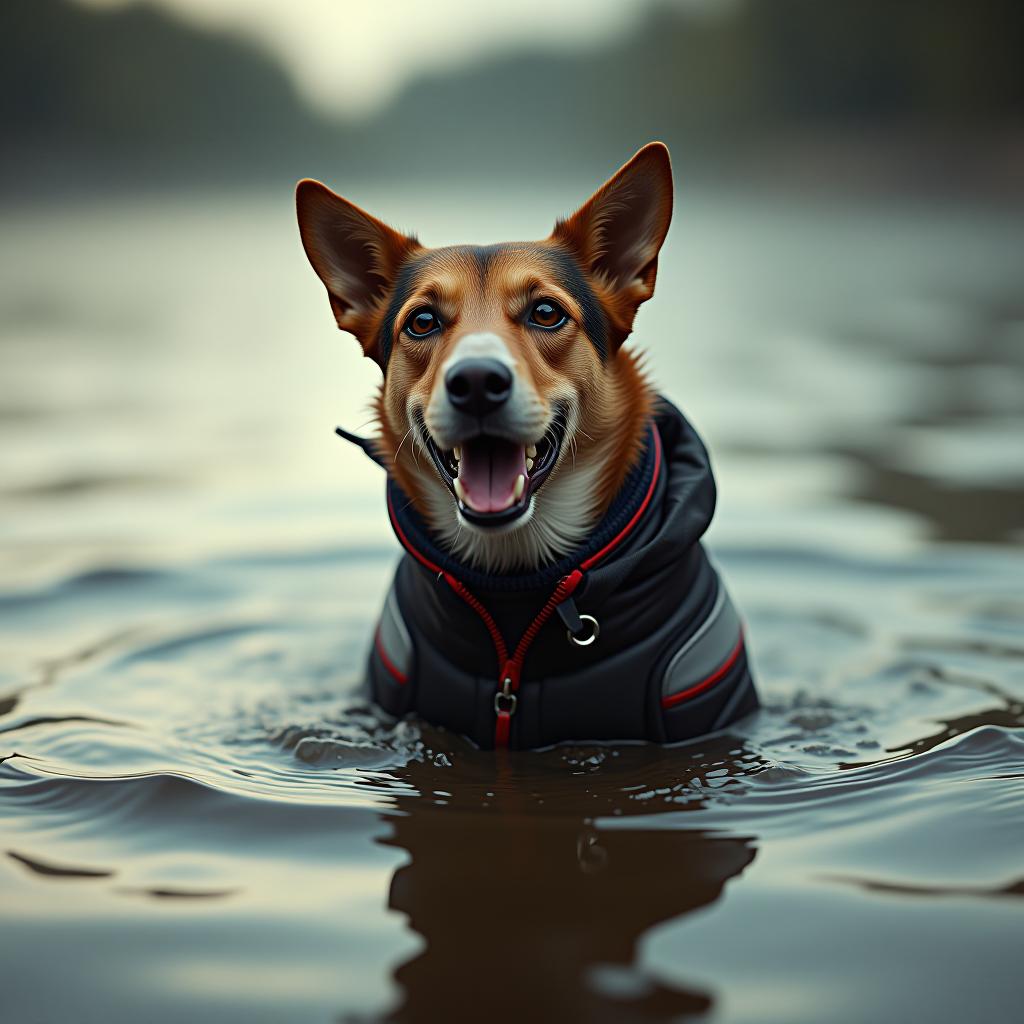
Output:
top-left (823, 873), bottom-right (1024, 901)
top-left (7, 849), bottom-right (114, 879)
top-left (598, 726), bottom-right (1024, 845)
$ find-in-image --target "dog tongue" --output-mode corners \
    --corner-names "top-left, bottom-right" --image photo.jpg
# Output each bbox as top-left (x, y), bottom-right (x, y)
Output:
top-left (458, 437), bottom-right (526, 513)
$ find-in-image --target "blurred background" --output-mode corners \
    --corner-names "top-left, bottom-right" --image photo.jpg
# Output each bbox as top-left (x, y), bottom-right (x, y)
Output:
top-left (1, 0), bottom-right (1022, 586)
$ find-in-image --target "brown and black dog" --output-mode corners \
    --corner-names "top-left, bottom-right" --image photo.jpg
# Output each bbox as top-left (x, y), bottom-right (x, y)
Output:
top-left (296, 143), bottom-right (671, 573)
top-left (295, 144), bottom-right (756, 750)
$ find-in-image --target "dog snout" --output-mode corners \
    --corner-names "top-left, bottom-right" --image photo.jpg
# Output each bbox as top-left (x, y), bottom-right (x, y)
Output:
top-left (444, 358), bottom-right (512, 417)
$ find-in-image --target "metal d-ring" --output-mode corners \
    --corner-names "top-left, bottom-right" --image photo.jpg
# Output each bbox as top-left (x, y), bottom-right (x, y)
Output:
top-left (567, 614), bottom-right (600, 647)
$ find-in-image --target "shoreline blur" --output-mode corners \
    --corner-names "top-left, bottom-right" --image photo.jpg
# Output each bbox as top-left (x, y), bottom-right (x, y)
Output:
top-left (2, 0), bottom-right (1022, 200)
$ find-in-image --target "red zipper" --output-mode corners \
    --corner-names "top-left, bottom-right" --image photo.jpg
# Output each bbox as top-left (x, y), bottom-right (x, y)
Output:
top-left (445, 569), bottom-right (584, 748)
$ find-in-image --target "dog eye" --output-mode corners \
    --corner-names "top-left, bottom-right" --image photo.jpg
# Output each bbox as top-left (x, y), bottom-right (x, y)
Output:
top-left (528, 299), bottom-right (568, 330)
top-left (404, 307), bottom-right (441, 338)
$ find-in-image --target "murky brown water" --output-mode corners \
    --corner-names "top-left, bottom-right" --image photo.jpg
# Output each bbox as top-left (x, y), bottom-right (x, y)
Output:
top-left (1, 185), bottom-right (1022, 1022)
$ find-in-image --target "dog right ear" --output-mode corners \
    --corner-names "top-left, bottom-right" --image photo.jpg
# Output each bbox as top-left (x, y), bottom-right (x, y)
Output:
top-left (551, 143), bottom-right (673, 351)
top-left (295, 180), bottom-right (420, 367)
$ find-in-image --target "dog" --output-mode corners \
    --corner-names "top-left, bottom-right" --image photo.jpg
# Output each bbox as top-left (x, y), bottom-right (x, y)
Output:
top-left (296, 143), bottom-right (757, 749)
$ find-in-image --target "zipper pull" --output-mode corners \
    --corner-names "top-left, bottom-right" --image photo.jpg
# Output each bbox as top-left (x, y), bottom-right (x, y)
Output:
top-left (494, 673), bottom-right (517, 748)
top-left (494, 676), bottom-right (518, 716)
top-left (556, 595), bottom-right (600, 647)
top-left (556, 595), bottom-right (584, 635)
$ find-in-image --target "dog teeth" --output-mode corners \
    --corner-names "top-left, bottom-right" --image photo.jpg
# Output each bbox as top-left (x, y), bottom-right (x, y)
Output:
top-left (453, 446), bottom-right (461, 461)
top-left (526, 444), bottom-right (537, 459)
top-left (513, 474), bottom-right (525, 501)
top-left (454, 478), bottom-right (467, 504)
top-left (526, 457), bottom-right (534, 472)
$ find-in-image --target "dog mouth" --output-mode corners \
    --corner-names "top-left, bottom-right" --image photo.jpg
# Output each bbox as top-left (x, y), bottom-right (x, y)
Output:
top-left (419, 414), bottom-right (566, 527)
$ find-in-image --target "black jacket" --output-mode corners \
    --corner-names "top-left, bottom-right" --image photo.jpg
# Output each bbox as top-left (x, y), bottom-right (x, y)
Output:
top-left (355, 397), bottom-right (758, 749)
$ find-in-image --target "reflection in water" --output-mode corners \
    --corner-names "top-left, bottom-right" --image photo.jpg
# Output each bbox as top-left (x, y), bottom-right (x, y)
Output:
top-left (374, 744), bottom-right (759, 1023)
top-left (845, 454), bottom-right (1024, 546)
top-left (841, 292), bottom-right (1024, 545)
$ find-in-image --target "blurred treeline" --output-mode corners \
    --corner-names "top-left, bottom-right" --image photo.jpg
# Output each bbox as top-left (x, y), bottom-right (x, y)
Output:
top-left (2, 0), bottom-right (1022, 192)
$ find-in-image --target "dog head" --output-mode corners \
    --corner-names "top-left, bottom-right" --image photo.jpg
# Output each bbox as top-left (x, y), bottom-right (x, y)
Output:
top-left (296, 143), bottom-right (673, 570)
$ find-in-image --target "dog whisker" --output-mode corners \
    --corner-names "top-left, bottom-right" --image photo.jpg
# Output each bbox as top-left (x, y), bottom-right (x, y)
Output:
top-left (394, 426), bottom-right (415, 460)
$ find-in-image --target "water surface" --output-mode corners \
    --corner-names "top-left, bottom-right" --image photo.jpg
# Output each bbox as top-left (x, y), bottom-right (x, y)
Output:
top-left (1, 185), bottom-right (1022, 1022)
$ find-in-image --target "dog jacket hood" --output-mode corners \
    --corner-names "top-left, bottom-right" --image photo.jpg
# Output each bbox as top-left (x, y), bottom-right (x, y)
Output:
top-left (344, 397), bottom-right (758, 749)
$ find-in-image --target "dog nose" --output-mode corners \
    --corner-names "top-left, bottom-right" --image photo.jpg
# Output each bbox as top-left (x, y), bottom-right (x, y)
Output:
top-left (444, 358), bottom-right (512, 417)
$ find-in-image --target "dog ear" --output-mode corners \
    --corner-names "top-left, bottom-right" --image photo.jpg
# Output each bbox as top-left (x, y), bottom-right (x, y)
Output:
top-left (296, 179), bottom-right (420, 366)
top-left (552, 142), bottom-right (673, 350)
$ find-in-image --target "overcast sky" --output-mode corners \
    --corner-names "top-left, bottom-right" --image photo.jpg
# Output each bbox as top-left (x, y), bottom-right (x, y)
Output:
top-left (79, 0), bottom-right (707, 117)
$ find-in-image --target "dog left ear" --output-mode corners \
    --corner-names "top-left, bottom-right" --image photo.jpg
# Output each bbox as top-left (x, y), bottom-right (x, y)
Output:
top-left (552, 142), bottom-right (673, 350)
top-left (296, 179), bottom-right (421, 368)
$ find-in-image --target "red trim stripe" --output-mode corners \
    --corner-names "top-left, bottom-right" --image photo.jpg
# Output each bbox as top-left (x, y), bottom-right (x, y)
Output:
top-left (580, 429), bottom-right (662, 571)
top-left (660, 630), bottom-right (745, 709)
top-left (374, 626), bottom-right (408, 685)
top-left (387, 489), bottom-right (444, 575)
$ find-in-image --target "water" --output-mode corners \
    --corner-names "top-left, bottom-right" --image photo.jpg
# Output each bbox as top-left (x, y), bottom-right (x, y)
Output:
top-left (1, 184), bottom-right (1022, 1022)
